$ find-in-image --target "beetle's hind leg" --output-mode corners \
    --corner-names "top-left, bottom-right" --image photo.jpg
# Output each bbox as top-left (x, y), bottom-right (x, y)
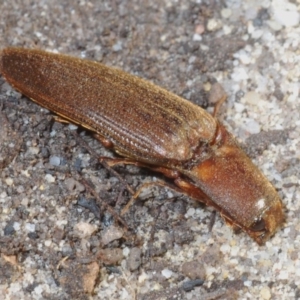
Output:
top-left (212, 94), bottom-right (227, 117)
top-left (208, 82), bottom-right (228, 117)
top-left (120, 180), bottom-right (185, 216)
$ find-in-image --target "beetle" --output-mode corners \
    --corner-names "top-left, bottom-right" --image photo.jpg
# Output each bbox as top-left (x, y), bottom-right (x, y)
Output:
top-left (0, 47), bottom-right (284, 244)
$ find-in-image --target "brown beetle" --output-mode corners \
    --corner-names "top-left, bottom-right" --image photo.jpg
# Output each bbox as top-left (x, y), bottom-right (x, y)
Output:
top-left (0, 48), bottom-right (284, 244)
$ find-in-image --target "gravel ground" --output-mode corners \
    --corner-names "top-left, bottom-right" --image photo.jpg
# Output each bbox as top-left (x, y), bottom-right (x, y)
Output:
top-left (0, 1), bottom-right (299, 299)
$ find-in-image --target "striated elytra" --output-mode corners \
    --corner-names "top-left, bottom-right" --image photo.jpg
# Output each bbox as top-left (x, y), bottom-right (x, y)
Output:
top-left (0, 48), bottom-right (284, 244)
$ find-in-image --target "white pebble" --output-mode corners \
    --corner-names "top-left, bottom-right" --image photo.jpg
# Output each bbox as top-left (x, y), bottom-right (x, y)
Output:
top-left (50, 130), bottom-right (57, 137)
top-left (244, 280), bottom-right (252, 287)
top-left (234, 102), bottom-right (245, 113)
top-left (138, 271), bottom-right (149, 283)
top-left (267, 20), bottom-right (282, 31)
top-left (243, 119), bottom-right (261, 134)
top-left (220, 244), bottom-right (230, 254)
top-left (231, 67), bottom-right (249, 81)
top-left (251, 29), bottom-right (263, 39)
top-left (45, 240), bottom-right (52, 247)
top-left (193, 33), bottom-right (202, 41)
top-left (272, 8), bottom-right (300, 28)
top-left (230, 246), bottom-right (240, 256)
top-left (28, 147), bottom-right (40, 155)
top-left (34, 285), bottom-right (43, 295)
top-left (123, 247), bottom-right (130, 257)
top-left (68, 124), bottom-right (78, 130)
top-left (278, 270), bottom-right (289, 280)
top-left (25, 223), bottom-right (36, 232)
top-left (13, 222), bottom-right (21, 231)
top-left (112, 41), bottom-right (122, 52)
top-left (223, 25), bottom-right (232, 35)
top-left (185, 207), bottom-right (195, 217)
top-left (161, 269), bottom-right (173, 279)
top-left (166, 191), bottom-right (174, 198)
top-left (242, 91), bottom-right (260, 105)
top-left (206, 19), bottom-right (222, 31)
top-left (45, 174), bottom-right (56, 183)
top-left (5, 178), bottom-right (13, 186)
top-left (239, 52), bottom-right (251, 65)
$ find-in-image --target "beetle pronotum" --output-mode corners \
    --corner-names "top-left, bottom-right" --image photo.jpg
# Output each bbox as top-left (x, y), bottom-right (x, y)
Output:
top-left (0, 48), bottom-right (284, 244)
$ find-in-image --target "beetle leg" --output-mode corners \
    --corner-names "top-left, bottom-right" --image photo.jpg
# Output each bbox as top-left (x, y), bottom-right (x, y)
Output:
top-left (99, 158), bottom-right (181, 180)
top-left (99, 157), bottom-right (146, 168)
top-left (120, 180), bottom-right (184, 216)
top-left (219, 211), bottom-right (242, 232)
top-left (96, 157), bottom-right (136, 195)
top-left (94, 160), bottom-right (184, 215)
top-left (212, 94), bottom-right (227, 117)
top-left (109, 162), bottom-right (213, 217)
top-left (97, 158), bottom-right (182, 201)
top-left (81, 178), bottom-right (129, 230)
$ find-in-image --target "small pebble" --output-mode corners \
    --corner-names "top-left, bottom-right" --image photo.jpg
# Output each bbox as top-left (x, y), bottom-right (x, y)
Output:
top-left (260, 286), bottom-right (271, 300)
top-left (97, 248), bottom-right (123, 264)
top-left (193, 33), bottom-right (202, 41)
top-left (25, 223), bottom-right (36, 232)
top-left (161, 269), bottom-right (173, 279)
top-left (242, 91), bottom-right (260, 105)
top-left (65, 178), bottom-right (85, 192)
top-left (68, 124), bottom-right (78, 130)
top-left (45, 174), bottom-right (55, 183)
top-left (267, 20), bottom-right (282, 31)
top-left (195, 24), bottom-right (205, 35)
top-left (5, 178), bottom-right (13, 186)
top-left (75, 222), bottom-right (98, 238)
top-left (182, 279), bottom-right (204, 292)
top-left (206, 18), bottom-right (222, 31)
top-left (123, 247), bottom-right (130, 257)
top-left (49, 156), bottom-right (61, 166)
top-left (127, 247), bottom-right (142, 271)
top-left (234, 102), bottom-right (245, 113)
top-left (243, 119), bottom-right (261, 134)
top-left (4, 224), bottom-right (15, 236)
top-left (101, 225), bottom-right (123, 245)
top-left (181, 260), bottom-right (206, 280)
top-left (28, 146), bottom-right (40, 155)
top-left (112, 41), bottom-right (122, 52)
top-left (13, 222), bottom-right (21, 231)
top-left (45, 240), bottom-right (52, 247)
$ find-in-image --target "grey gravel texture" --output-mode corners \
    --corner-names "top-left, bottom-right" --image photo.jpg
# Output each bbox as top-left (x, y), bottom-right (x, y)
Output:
top-left (0, 1), bottom-right (299, 299)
